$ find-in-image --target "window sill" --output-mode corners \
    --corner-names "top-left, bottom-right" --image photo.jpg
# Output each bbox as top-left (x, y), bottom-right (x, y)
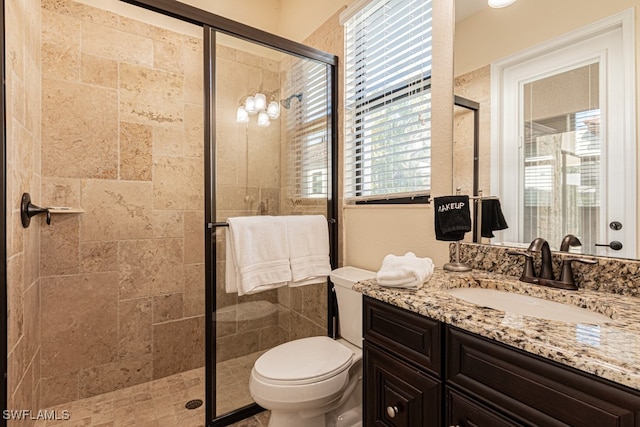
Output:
top-left (346, 194), bottom-right (431, 206)
top-left (343, 203), bottom-right (431, 210)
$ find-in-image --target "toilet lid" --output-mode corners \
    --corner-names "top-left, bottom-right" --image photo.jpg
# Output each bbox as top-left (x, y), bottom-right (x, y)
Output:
top-left (254, 336), bottom-right (354, 385)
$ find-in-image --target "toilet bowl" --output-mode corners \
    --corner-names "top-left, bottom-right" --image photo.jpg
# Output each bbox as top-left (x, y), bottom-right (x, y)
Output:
top-left (250, 337), bottom-right (362, 427)
top-left (249, 266), bottom-right (375, 427)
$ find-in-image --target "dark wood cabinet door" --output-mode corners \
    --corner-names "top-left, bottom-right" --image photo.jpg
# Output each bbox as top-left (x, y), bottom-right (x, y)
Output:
top-left (364, 343), bottom-right (441, 427)
top-left (447, 326), bottom-right (640, 427)
top-left (446, 387), bottom-right (522, 427)
top-left (363, 296), bottom-right (442, 377)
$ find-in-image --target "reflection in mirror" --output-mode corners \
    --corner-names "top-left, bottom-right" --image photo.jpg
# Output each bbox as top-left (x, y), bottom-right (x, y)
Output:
top-left (452, 96), bottom-right (479, 243)
top-left (520, 65), bottom-right (600, 253)
top-left (454, 0), bottom-right (637, 259)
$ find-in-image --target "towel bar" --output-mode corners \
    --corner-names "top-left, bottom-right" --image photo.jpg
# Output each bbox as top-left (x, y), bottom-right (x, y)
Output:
top-left (208, 218), bottom-right (336, 229)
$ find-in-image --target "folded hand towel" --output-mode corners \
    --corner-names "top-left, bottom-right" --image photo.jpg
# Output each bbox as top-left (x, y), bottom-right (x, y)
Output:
top-left (225, 216), bottom-right (291, 296)
top-left (434, 195), bottom-right (471, 241)
top-left (286, 215), bottom-right (331, 287)
top-left (376, 252), bottom-right (434, 289)
top-left (481, 199), bottom-right (509, 238)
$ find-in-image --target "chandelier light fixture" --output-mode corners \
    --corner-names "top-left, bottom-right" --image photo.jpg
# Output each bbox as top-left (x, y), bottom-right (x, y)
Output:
top-left (236, 90), bottom-right (280, 127)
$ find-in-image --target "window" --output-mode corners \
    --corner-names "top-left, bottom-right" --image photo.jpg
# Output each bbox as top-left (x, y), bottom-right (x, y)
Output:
top-left (343, 0), bottom-right (433, 202)
top-left (285, 59), bottom-right (330, 199)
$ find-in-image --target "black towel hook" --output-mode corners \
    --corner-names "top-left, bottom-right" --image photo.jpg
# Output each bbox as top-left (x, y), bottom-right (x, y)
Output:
top-left (20, 193), bottom-right (51, 228)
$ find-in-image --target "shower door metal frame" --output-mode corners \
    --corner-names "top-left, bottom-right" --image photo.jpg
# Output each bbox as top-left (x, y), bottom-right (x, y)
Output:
top-left (205, 28), bottom-right (339, 427)
top-left (121, 2), bottom-right (339, 426)
top-left (0, 0), bottom-right (7, 422)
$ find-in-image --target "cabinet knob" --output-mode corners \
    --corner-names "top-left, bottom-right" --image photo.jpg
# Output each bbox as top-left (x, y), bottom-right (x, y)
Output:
top-left (386, 405), bottom-right (399, 418)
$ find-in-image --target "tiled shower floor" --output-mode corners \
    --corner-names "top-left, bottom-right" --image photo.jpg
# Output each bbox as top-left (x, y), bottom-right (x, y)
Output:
top-left (34, 352), bottom-right (270, 427)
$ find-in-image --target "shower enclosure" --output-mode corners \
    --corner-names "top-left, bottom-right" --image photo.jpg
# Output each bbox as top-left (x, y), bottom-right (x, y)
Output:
top-left (3, 0), bottom-right (337, 425)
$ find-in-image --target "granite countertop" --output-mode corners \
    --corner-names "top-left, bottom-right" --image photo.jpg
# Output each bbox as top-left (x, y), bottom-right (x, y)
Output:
top-left (353, 269), bottom-right (640, 391)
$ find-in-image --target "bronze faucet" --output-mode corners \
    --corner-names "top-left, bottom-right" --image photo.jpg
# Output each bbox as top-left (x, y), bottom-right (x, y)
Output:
top-left (527, 237), bottom-right (554, 280)
top-left (508, 237), bottom-right (596, 290)
top-left (560, 234), bottom-right (581, 251)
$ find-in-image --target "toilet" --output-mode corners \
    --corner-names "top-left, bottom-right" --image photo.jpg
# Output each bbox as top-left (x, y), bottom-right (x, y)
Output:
top-left (249, 266), bottom-right (376, 427)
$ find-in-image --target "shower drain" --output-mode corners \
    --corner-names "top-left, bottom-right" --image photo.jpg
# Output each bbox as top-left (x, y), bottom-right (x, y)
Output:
top-left (185, 399), bottom-right (204, 410)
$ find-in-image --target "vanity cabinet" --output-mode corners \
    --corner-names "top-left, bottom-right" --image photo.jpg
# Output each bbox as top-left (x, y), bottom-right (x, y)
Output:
top-left (447, 326), bottom-right (640, 427)
top-left (363, 296), bottom-right (640, 427)
top-left (363, 296), bottom-right (442, 426)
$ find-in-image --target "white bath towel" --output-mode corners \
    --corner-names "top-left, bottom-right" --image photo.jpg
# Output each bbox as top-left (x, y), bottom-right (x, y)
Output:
top-left (286, 215), bottom-right (331, 287)
top-left (225, 216), bottom-right (291, 296)
top-left (376, 252), bottom-right (434, 289)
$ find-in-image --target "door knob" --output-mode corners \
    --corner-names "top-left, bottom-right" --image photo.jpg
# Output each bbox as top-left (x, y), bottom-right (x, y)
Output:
top-left (386, 405), bottom-right (399, 418)
top-left (595, 241), bottom-right (623, 250)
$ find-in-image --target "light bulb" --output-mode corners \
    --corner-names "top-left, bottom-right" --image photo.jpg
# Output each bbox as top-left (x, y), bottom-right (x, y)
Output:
top-left (236, 106), bottom-right (249, 123)
top-left (254, 93), bottom-right (267, 111)
top-left (488, 0), bottom-right (516, 8)
top-left (267, 101), bottom-right (280, 119)
top-left (257, 111), bottom-right (270, 127)
top-left (245, 96), bottom-right (256, 114)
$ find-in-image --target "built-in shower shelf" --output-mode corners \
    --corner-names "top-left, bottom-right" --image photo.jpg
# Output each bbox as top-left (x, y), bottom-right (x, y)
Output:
top-left (49, 207), bottom-right (84, 214)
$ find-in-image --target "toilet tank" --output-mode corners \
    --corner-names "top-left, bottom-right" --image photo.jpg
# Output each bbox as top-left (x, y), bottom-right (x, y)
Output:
top-left (330, 266), bottom-right (376, 348)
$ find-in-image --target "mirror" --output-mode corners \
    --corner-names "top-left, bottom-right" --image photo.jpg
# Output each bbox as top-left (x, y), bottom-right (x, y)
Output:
top-left (454, 0), bottom-right (638, 259)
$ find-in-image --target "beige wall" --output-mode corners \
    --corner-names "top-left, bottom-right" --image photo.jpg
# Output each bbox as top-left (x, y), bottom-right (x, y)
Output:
top-left (278, 0), bottom-right (355, 41)
top-left (454, 0), bottom-right (638, 76)
top-left (177, 0), bottom-right (354, 42)
top-left (6, 0), bottom-right (43, 422)
top-left (178, 0), bottom-right (281, 35)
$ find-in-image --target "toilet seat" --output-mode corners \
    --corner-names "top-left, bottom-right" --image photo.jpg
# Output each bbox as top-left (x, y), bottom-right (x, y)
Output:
top-left (253, 336), bottom-right (354, 385)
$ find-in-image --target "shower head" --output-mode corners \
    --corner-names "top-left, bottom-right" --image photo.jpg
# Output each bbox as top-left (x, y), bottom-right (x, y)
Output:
top-left (280, 93), bottom-right (303, 109)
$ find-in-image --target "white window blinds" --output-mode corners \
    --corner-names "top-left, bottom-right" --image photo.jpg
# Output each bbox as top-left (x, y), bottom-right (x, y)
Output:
top-left (343, 0), bottom-right (433, 202)
top-left (285, 59), bottom-right (330, 198)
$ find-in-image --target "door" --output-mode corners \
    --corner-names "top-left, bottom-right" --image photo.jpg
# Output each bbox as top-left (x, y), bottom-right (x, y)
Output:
top-left (494, 14), bottom-right (636, 258)
top-left (364, 343), bottom-right (441, 426)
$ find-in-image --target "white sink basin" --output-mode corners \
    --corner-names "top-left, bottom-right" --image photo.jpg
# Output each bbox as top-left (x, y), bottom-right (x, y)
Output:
top-left (445, 288), bottom-right (609, 324)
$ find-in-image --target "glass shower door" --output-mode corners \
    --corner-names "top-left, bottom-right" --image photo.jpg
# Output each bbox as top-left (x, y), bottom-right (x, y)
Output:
top-left (210, 31), bottom-right (333, 419)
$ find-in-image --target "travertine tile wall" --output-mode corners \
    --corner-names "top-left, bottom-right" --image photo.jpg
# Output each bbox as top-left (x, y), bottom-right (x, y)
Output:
top-left (37, 0), bottom-right (205, 408)
top-left (213, 41), bottom-right (327, 363)
top-left (6, 0), bottom-right (43, 423)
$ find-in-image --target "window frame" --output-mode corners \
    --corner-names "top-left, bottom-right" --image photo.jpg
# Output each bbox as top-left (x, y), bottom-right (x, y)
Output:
top-left (343, 0), bottom-right (433, 205)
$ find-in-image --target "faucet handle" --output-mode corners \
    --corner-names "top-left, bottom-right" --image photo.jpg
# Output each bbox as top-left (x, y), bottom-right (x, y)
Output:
top-left (559, 257), bottom-right (597, 289)
top-left (507, 249), bottom-right (536, 282)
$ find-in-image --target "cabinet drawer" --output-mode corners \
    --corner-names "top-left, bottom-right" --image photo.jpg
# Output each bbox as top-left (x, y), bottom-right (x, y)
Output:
top-left (364, 296), bottom-right (441, 376)
top-left (446, 387), bottom-right (521, 427)
top-left (364, 343), bottom-right (441, 427)
top-left (447, 327), bottom-right (640, 427)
